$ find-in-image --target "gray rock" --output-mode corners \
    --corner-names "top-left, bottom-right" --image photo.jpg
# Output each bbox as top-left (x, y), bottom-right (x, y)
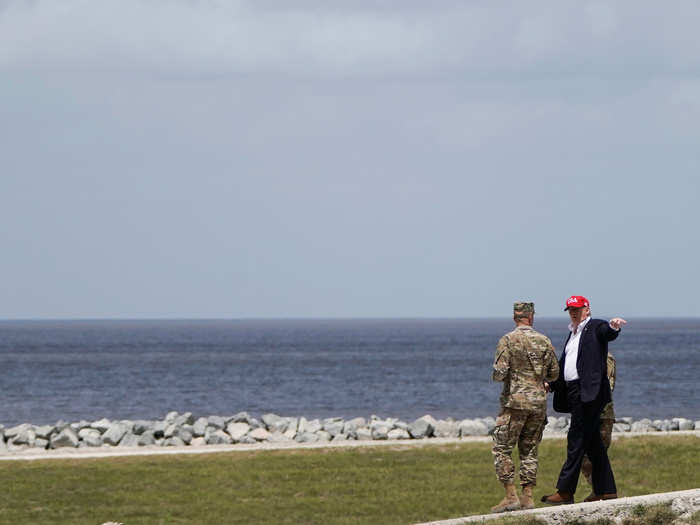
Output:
top-left (164, 424), bottom-right (177, 439)
top-left (7, 441), bottom-right (28, 452)
top-left (51, 428), bottom-right (79, 448)
top-left (176, 426), bottom-right (194, 444)
top-left (370, 421), bottom-right (392, 440)
top-left (284, 418), bottom-right (299, 440)
top-left (248, 417), bottom-right (263, 430)
top-left (192, 417), bottom-right (208, 437)
top-left (83, 432), bottom-right (104, 447)
top-left (132, 420), bottom-right (153, 435)
top-left (208, 416), bottom-right (226, 430)
top-left (356, 427), bottom-right (373, 441)
top-left (206, 430), bottom-right (233, 445)
top-left (267, 432), bottom-right (292, 443)
top-left (331, 433), bottom-right (350, 442)
top-left (33, 438), bottom-right (49, 449)
top-left (434, 420), bottom-right (459, 438)
top-left (613, 422), bottom-right (631, 433)
top-left (164, 436), bottom-right (185, 447)
top-left (119, 433), bottom-right (140, 448)
top-left (5, 423), bottom-right (31, 440)
top-left (103, 423), bottom-right (129, 445)
top-left (230, 411), bottom-right (252, 424)
top-left (70, 420), bottom-right (91, 433)
top-left (387, 428), bottom-right (410, 440)
top-left (343, 417), bottom-right (366, 438)
top-left (394, 420), bottom-right (409, 431)
top-left (54, 420), bottom-right (71, 432)
top-left (551, 416), bottom-right (570, 429)
top-left (78, 428), bottom-right (102, 440)
top-left (173, 412), bottom-right (194, 427)
top-left (165, 411), bottom-right (179, 423)
top-left (118, 420), bottom-right (135, 433)
top-left (226, 422), bottom-right (250, 442)
top-left (674, 418), bottom-right (695, 431)
top-left (91, 418), bottom-right (112, 433)
top-left (249, 428), bottom-right (270, 441)
top-left (322, 419), bottom-right (345, 437)
top-left (652, 419), bottom-right (672, 431)
top-left (618, 417), bottom-right (633, 424)
top-left (408, 416), bottom-right (434, 439)
top-left (191, 437), bottom-right (206, 447)
top-left (316, 430), bottom-right (332, 442)
top-left (239, 435), bottom-right (257, 444)
top-left (481, 416), bottom-right (497, 434)
top-left (138, 431), bottom-right (156, 447)
top-left (299, 418), bottom-right (322, 434)
top-left (12, 428), bottom-right (36, 446)
top-left (262, 413), bottom-right (288, 433)
top-left (152, 421), bottom-right (168, 438)
top-left (295, 432), bottom-right (319, 443)
top-left (458, 419), bottom-right (488, 437)
top-left (631, 419), bottom-right (656, 432)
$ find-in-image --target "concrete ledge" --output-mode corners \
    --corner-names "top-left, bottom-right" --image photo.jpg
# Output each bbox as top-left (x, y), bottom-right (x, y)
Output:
top-left (416, 488), bottom-right (700, 524)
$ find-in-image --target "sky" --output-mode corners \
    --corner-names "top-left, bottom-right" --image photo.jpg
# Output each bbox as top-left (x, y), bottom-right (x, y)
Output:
top-left (1, 1), bottom-right (699, 319)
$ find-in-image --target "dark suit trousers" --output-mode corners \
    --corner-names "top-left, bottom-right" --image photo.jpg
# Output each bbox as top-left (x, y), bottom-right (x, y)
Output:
top-left (556, 380), bottom-right (617, 495)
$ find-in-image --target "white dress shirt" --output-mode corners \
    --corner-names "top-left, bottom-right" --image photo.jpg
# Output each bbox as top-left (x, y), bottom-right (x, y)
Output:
top-left (563, 316), bottom-right (591, 382)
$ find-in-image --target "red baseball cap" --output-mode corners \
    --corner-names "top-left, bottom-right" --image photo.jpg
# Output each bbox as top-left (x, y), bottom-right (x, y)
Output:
top-left (564, 295), bottom-right (590, 311)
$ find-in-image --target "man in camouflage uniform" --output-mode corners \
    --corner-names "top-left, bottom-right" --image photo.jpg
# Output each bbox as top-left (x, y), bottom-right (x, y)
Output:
top-left (491, 302), bottom-right (559, 513)
top-left (581, 352), bottom-right (616, 499)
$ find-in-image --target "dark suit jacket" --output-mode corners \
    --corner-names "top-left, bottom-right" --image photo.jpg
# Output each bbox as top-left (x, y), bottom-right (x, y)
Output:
top-left (552, 318), bottom-right (619, 413)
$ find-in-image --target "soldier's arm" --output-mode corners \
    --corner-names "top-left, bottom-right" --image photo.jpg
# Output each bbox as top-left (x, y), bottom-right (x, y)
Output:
top-left (543, 339), bottom-right (560, 383)
top-left (492, 336), bottom-right (510, 382)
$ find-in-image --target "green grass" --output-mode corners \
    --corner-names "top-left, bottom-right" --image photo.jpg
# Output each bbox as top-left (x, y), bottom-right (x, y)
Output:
top-left (1, 436), bottom-right (698, 525)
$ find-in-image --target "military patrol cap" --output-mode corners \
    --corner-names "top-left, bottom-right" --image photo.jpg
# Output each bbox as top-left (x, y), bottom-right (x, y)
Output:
top-left (513, 302), bottom-right (535, 316)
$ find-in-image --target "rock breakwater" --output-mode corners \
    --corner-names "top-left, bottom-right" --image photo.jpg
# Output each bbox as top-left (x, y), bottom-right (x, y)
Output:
top-left (1, 413), bottom-right (697, 453)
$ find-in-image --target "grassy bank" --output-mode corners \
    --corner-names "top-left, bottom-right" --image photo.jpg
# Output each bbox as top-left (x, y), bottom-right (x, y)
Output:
top-left (1, 435), bottom-right (698, 525)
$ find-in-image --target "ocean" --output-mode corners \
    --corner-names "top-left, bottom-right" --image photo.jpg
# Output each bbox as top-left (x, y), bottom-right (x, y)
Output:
top-left (0, 318), bottom-right (698, 427)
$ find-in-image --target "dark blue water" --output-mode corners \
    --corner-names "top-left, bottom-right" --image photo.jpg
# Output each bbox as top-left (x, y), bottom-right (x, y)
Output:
top-left (0, 318), bottom-right (697, 426)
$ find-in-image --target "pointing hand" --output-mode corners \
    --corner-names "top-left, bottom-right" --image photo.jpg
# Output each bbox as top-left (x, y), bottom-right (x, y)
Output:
top-left (609, 318), bottom-right (627, 330)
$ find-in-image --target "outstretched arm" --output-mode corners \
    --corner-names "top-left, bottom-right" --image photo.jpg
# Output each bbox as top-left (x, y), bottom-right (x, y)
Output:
top-left (598, 317), bottom-right (626, 341)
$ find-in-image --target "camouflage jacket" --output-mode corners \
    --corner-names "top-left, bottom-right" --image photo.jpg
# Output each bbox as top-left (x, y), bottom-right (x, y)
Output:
top-left (601, 352), bottom-right (616, 420)
top-left (493, 326), bottom-right (559, 411)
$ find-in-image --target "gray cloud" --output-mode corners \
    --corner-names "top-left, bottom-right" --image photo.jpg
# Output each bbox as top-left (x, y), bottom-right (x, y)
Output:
top-left (1, 1), bottom-right (699, 318)
top-left (2, 1), bottom-right (700, 76)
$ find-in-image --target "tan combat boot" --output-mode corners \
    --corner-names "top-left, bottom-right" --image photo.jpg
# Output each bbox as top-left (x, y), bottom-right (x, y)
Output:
top-left (491, 482), bottom-right (521, 513)
top-left (519, 484), bottom-right (535, 509)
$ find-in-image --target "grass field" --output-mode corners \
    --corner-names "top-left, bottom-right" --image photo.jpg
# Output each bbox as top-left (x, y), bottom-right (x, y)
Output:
top-left (1, 435), bottom-right (698, 525)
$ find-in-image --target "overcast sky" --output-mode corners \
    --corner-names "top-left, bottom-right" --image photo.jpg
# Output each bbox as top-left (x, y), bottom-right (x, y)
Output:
top-left (1, 1), bottom-right (699, 319)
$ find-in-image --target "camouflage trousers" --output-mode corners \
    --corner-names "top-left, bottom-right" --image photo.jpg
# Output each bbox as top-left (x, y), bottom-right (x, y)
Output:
top-left (492, 407), bottom-right (547, 486)
top-left (581, 418), bottom-right (614, 486)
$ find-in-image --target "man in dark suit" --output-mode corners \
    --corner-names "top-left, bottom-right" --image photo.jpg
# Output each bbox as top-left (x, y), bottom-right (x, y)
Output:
top-left (541, 295), bottom-right (626, 505)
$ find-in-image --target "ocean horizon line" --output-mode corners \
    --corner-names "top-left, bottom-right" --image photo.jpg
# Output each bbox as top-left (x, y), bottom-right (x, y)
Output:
top-left (1, 316), bottom-right (698, 323)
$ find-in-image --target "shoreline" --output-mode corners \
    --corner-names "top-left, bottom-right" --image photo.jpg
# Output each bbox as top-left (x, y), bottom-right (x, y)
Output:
top-left (1, 412), bottom-right (698, 459)
top-left (2, 430), bottom-right (699, 462)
